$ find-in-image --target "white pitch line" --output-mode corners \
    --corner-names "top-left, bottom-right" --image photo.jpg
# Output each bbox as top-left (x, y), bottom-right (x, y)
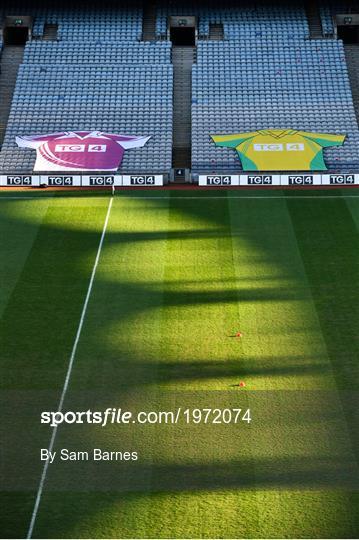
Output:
top-left (0, 196), bottom-right (93, 200)
top-left (117, 195), bottom-right (359, 200)
top-left (26, 196), bottom-right (114, 539)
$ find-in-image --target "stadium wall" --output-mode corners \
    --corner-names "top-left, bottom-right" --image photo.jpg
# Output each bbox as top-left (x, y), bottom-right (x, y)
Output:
top-left (1, 172), bottom-right (359, 188)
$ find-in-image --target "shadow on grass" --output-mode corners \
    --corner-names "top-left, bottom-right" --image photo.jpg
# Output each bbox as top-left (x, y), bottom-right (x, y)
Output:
top-left (41, 456), bottom-right (359, 493)
top-left (82, 356), bottom-right (332, 387)
top-left (0, 191), bottom-right (358, 538)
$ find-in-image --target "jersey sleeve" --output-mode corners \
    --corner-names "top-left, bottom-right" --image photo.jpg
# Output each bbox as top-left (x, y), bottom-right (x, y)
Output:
top-left (300, 131), bottom-right (346, 148)
top-left (115, 135), bottom-right (151, 149)
top-left (211, 132), bottom-right (257, 148)
top-left (16, 133), bottom-right (65, 149)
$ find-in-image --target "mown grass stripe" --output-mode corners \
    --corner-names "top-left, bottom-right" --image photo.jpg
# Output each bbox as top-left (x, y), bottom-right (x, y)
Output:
top-left (286, 197), bottom-right (358, 389)
top-left (345, 197), bottom-right (359, 233)
top-left (0, 198), bottom-right (111, 539)
top-left (0, 200), bottom-right (49, 320)
top-left (286, 196), bottom-right (359, 535)
top-left (27, 197), bottom-right (113, 539)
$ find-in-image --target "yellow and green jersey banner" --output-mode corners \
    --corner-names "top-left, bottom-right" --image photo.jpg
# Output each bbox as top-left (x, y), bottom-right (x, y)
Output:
top-left (211, 129), bottom-right (346, 171)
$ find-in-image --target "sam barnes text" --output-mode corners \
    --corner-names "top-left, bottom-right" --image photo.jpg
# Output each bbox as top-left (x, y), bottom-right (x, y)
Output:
top-left (41, 448), bottom-right (138, 463)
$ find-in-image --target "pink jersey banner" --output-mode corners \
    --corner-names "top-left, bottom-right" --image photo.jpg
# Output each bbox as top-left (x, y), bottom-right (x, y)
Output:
top-left (16, 131), bottom-right (151, 172)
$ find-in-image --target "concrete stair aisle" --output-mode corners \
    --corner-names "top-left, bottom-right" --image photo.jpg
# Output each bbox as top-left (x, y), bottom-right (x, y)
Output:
top-left (209, 23), bottom-right (224, 40)
top-left (306, 2), bottom-right (323, 39)
top-left (0, 46), bottom-right (24, 146)
top-left (344, 44), bottom-right (359, 124)
top-left (172, 46), bottom-right (196, 169)
top-left (43, 24), bottom-right (58, 41)
top-left (142, 1), bottom-right (157, 41)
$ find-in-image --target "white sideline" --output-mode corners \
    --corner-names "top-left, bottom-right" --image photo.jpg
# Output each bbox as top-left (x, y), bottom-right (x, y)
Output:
top-left (26, 196), bottom-right (113, 539)
top-left (114, 195), bottom-right (359, 200)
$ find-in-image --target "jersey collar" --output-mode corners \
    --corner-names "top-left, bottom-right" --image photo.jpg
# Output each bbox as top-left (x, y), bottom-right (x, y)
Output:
top-left (57, 131), bottom-right (105, 140)
top-left (258, 129), bottom-right (298, 139)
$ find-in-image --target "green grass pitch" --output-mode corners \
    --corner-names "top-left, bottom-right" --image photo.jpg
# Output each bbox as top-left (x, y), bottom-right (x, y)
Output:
top-left (0, 189), bottom-right (358, 539)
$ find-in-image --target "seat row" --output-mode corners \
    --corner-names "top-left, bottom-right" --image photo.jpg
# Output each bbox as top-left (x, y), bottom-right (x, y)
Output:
top-left (23, 41), bottom-right (172, 64)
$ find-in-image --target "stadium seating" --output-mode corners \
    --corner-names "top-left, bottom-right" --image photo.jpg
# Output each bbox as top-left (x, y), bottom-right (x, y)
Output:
top-left (0, 1), bottom-right (173, 173)
top-left (320, 4), bottom-right (335, 35)
top-left (23, 41), bottom-right (172, 64)
top-left (156, 1), bottom-right (309, 39)
top-left (0, 57), bottom-right (173, 173)
top-left (191, 38), bottom-right (359, 172)
top-left (0, 1), bottom-right (143, 41)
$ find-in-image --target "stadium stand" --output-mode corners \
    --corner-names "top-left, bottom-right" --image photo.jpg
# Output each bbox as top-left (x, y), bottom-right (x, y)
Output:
top-left (0, 2), bottom-right (173, 174)
top-left (0, 1), bottom-right (144, 41)
top-left (156, 1), bottom-right (310, 40)
top-left (192, 39), bottom-right (359, 172)
top-left (0, 1), bottom-right (358, 176)
top-left (0, 60), bottom-right (173, 173)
